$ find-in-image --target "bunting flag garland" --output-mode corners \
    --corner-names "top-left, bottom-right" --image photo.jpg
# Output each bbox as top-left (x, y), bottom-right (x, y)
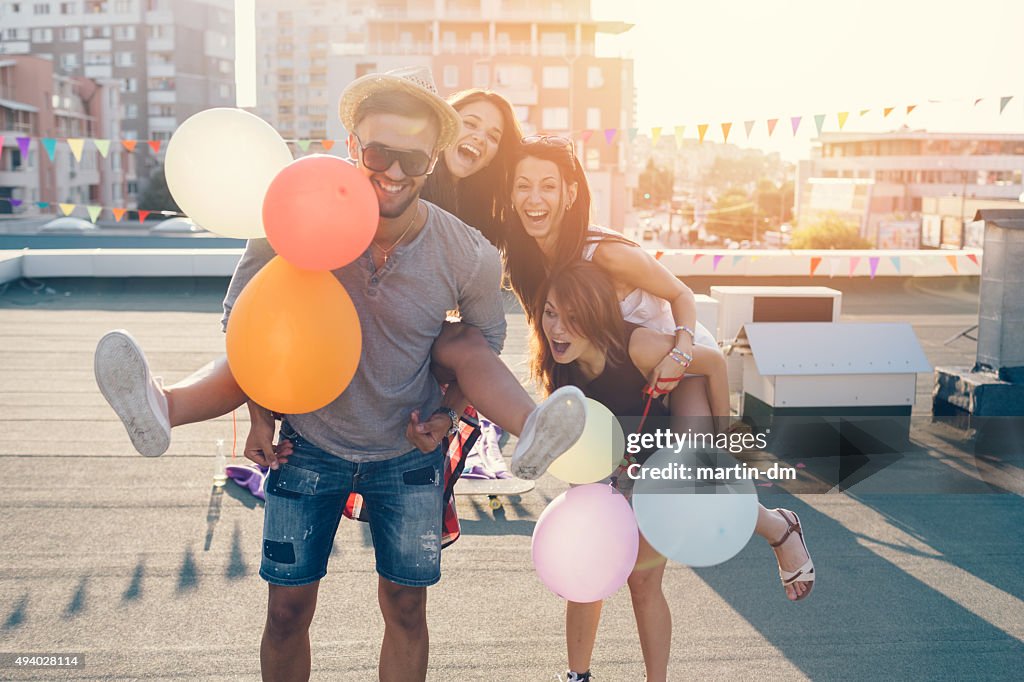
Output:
top-left (946, 255), bottom-right (959, 273)
top-left (849, 256), bottom-right (861, 277)
top-left (580, 130), bottom-right (594, 143)
top-left (859, 109), bottom-right (870, 116)
top-left (94, 138), bottom-right (111, 158)
top-left (974, 98), bottom-right (984, 106)
top-left (790, 116), bottom-right (802, 135)
top-left (59, 203), bottom-right (75, 216)
top-left (651, 127), bottom-right (662, 146)
top-left (137, 210), bottom-right (152, 223)
top-left (883, 107), bottom-right (895, 117)
top-left (8, 198), bottom-right (22, 207)
top-left (111, 207), bottom-right (127, 222)
top-left (721, 122), bottom-right (732, 143)
top-left (0, 135), bottom-right (4, 151)
top-left (692, 253), bottom-right (704, 264)
top-left (42, 138), bottom-right (57, 161)
top-left (147, 140), bottom-right (162, 154)
top-left (654, 250), bottom-right (664, 261)
top-left (966, 253), bottom-right (979, 266)
top-left (86, 205), bottom-right (102, 223)
top-left (869, 256), bottom-right (880, 279)
top-left (732, 254), bottom-right (743, 267)
top-left (296, 139), bottom-right (312, 152)
top-left (906, 104), bottom-right (916, 115)
top-left (673, 125), bottom-right (685, 148)
top-left (767, 119), bottom-right (778, 137)
top-left (17, 136), bottom-right (30, 157)
top-left (890, 255), bottom-right (901, 273)
top-left (604, 128), bottom-right (617, 145)
top-left (122, 139), bottom-right (138, 153)
top-left (837, 112), bottom-right (849, 129)
top-left (813, 114), bottom-right (825, 135)
top-left (999, 96), bottom-right (1013, 114)
top-left (67, 138), bottom-right (85, 162)
top-left (744, 120), bottom-right (755, 138)
top-left (712, 254), bottom-right (724, 271)
top-left (321, 139), bottom-right (335, 151)
top-left (697, 124), bottom-right (709, 143)
top-left (627, 128), bottom-right (639, 141)
top-left (810, 256), bottom-right (822, 277)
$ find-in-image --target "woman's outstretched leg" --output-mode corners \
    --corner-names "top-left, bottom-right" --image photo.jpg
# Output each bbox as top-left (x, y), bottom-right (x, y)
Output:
top-left (95, 330), bottom-right (246, 456)
top-left (629, 533), bottom-right (671, 682)
top-left (430, 323), bottom-right (586, 480)
top-left (565, 599), bottom-right (602, 681)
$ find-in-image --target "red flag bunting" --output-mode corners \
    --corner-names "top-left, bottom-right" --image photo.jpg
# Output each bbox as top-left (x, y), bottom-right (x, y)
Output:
top-left (321, 139), bottom-right (335, 151)
top-left (111, 208), bottom-right (127, 222)
top-left (137, 209), bottom-right (151, 223)
top-left (966, 253), bottom-right (979, 266)
top-left (654, 250), bottom-right (664, 261)
top-left (692, 254), bottom-right (704, 264)
top-left (810, 257), bottom-right (822, 276)
top-left (906, 105), bottom-right (916, 115)
top-left (580, 130), bottom-right (594, 143)
top-left (766, 119), bottom-right (778, 137)
top-left (147, 140), bottom-right (162, 154)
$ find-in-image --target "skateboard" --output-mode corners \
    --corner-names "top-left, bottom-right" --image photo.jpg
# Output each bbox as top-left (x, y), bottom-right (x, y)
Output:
top-left (454, 476), bottom-right (535, 510)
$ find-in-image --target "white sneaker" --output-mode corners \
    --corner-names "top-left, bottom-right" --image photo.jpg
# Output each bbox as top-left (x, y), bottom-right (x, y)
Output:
top-left (94, 330), bottom-right (171, 457)
top-left (510, 386), bottom-right (587, 480)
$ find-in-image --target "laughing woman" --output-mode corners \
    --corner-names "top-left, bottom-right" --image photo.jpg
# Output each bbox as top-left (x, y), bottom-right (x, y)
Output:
top-left (532, 262), bottom-right (815, 682)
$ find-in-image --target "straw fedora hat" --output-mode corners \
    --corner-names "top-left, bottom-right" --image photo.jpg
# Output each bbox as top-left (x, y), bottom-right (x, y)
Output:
top-left (338, 66), bottom-right (462, 150)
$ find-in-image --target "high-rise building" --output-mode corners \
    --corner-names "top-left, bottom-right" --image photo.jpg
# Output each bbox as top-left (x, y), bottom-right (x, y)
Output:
top-left (255, 0), bottom-right (636, 227)
top-left (0, 0), bottom-right (236, 201)
top-left (1, 55), bottom-right (125, 213)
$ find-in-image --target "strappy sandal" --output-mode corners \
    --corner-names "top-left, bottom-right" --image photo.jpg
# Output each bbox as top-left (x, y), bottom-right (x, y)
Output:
top-left (770, 509), bottom-right (815, 601)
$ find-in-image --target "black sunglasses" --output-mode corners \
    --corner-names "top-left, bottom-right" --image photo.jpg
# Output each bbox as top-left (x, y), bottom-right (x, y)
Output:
top-left (353, 133), bottom-right (435, 177)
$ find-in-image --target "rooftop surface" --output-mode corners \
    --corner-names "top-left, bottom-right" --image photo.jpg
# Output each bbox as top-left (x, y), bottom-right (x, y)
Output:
top-left (0, 275), bottom-right (1021, 681)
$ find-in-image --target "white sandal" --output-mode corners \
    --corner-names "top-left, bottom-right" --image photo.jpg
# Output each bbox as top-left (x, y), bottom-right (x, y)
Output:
top-left (770, 509), bottom-right (815, 601)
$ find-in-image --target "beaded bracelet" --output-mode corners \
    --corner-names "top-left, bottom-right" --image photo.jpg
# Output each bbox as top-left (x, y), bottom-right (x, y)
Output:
top-left (674, 324), bottom-right (696, 341)
top-left (669, 347), bottom-right (693, 367)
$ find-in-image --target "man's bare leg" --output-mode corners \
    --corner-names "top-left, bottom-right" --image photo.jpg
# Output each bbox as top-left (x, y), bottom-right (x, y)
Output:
top-left (164, 356), bottom-right (247, 427)
top-left (378, 577), bottom-right (429, 682)
top-left (261, 582), bottom-right (320, 682)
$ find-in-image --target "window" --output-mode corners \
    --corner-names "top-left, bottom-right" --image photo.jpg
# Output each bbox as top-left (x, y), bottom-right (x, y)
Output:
top-left (113, 0), bottom-right (130, 11)
top-left (85, 51), bottom-right (111, 65)
top-left (60, 1), bottom-right (74, 12)
top-left (586, 147), bottom-right (599, 171)
top-left (218, 83), bottom-right (230, 99)
top-left (472, 63), bottom-right (489, 88)
top-left (539, 31), bottom-right (567, 56)
top-left (4, 27), bottom-right (28, 39)
top-left (495, 64), bottom-right (531, 87)
top-left (60, 26), bottom-right (79, 40)
top-left (470, 31), bottom-right (484, 52)
top-left (84, 0), bottom-right (105, 12)
top-left (31, 28), bottom-right (53, 42)
top-left (148, 103), bottom-right (172, 116)
top-left (586, 107), bottom-right (600, 130)
top-left (124, 103), bottom-right (137, 118)
top-left (33, 3), bottom-right (50, 14)
top-left (113, 25), bottom-right (135, 40)
top-left (496, 31), bottom-right (510, 53)
top-left (443, 64), bottom-right (458, 88)
top-left (83, 25), bottom-right (111, 37)
top-left (587, 66), bottom-right (603, 88)
top-left (542, 107), bottom-right (569, 130)
top-left (60, 53), bottom-right (79, 68)
top-left (10, 3), bottom-right (22, 13)
top-left (542, 66), bottom-right (569, 89)
top-left (442, 31), bottom-right (455, 50)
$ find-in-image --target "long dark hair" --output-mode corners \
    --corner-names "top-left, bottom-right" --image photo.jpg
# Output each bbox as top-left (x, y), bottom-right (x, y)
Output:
top-left (530, 261), bottom-right (627, 397)
top-left (504, 138), bottom-right (636, 319)
top-left (421, 89), bottom-right (522, 247)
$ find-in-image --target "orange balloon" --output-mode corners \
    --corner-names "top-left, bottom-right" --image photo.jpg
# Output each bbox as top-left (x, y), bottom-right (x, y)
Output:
top-left (226, 256), bottom-right (362, 414)
top-left (263, 154), bottom-right (378, 271)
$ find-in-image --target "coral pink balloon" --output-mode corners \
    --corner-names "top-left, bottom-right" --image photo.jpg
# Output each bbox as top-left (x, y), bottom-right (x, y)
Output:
top-left (263, 154), bottom-right (378, 271)
top-left (531, 484), bottom-right (639, 603)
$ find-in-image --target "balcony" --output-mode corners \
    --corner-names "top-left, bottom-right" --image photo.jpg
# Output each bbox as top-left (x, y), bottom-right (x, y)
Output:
top-left (147, 37), bottom-right (174, 52)
top-left (147, 90), bottom-right (176, 104)
top-left (493, 83), bottom-right (538, 106)
top-left (84, 65), bottom-right (113, 79)
top-left (148, 63), bottom-right (176, 78)
top-left (0, 168), bottom-right (34, 187)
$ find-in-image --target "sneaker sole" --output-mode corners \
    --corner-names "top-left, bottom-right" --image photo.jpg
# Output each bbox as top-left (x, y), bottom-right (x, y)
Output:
top-left (94, 331), bottom-right (170, 457)
top-left (511, 386), bottom-right (586, 479)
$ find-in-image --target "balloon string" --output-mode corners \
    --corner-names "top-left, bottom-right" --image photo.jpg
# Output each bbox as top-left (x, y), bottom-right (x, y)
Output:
top-left (231, 409), bottom-right (237, 460)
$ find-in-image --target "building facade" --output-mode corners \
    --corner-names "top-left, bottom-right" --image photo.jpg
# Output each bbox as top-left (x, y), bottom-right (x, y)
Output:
top-left (796, 131), bottom-right (1024, 248)
top-left (0, 55), bottom-right (125, 213)
top-left (0, 0), bottom-right (236, 202)
top-left (256, 0), bottom-right (636, 227)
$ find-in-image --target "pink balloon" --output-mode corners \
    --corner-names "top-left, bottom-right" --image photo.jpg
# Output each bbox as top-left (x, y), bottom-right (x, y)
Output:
top-left (263, 154), bottom-right (378, 271)
top-left (531, 484), bottom-right (640, 603)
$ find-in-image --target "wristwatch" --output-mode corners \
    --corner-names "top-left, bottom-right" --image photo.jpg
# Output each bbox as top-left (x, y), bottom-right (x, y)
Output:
top-left (433, 407), bottom-right (460, 438)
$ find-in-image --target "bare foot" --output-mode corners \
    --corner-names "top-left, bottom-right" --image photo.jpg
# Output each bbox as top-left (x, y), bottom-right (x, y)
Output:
top-left (769, 508), bottom-right (813, 601)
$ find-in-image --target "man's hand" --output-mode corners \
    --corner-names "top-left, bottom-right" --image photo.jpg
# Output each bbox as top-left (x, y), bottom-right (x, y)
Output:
top-left (243, 401), bottom-right (292, 470)
top-left (406, 409), bottom-right (451, 453)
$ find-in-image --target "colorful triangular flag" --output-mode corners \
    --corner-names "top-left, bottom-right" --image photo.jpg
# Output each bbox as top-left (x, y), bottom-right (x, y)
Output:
top-left (869, 256), bottom-right (880, 279)
top-left (859, 109), bottom-right (870, 116)
top-left (59, 203), bottom-right (75, 216)
top-left (883, 107), bottom-right (894, 117)
top-left (673, 126), bottom-right (685, 148)
top-left (147, 140), bottom-right (162, 154)
top-left (604, 128), bottom-right (617, 145)
top-left (791, 117), bottom-right (802, 135)
top-left (999, 96), bottom-right (1013, 114)
top-left (732, 254), bottom-right (743, 267)
top-left (692, 253), bottom-right (704, 264)
top-left (0, 135), bottom-right (3, 151)
top-left (36, 202), bottom-right (49, 209)
top-left (721, 122), bottom-right (732, 143)
top-left (697, 124), bottom-right (708, 143)
top-left (17, 136), bottom-right (31, 157)
top-left (112, 208), bottom-right (127, 222)
top-left (137, 209), bottom-right (151, 223)
top-left (651, 127), bottom-right (662, 146)
top-left (966, 253), bottom-right (979, 266)
top-left (813, 114), bottom-right (825, 135)
top-left (849, 256), bottom-right (861, 277)
top-left (906, 104), bottom-right (916, 115)
top-left (654, 250), bottom-right (664, 261)
top-left (627, 128), bottom-right (638, 141)
top-left (946, 255), bottom-right (959, 273)
top-left (296, 139), bottom-right (312, 152)
top-left (67, 138), bottom-right (85, 162)
top-left (122, 139), bottom-right (138, 153)
top-left (767, 119), bottom-right (778, 137)
top-left (86, 205), bottom-right (102, 223)
top-left (712, 254), bottom-right (724, 271)
top-left (93, 139), bottom-right (111, 158)
top-left (974, 98), bottom-right (984, 107)
top-left (42, 138), bottom-right (57, 161)
top-left (837, 112), bottom-right (849, 129)
top-left (810, 256), bottom-right (822, 276)
top-left (9, 198), bottom-right (22, 207)
top-left (580, 130), bottom-right (594, 143)
top-left (889, 256), bottom-right (901, 273)
top-left (321, 139), bottom-right (335, 151)
top-left (744, 120), bottom-right (755, 138)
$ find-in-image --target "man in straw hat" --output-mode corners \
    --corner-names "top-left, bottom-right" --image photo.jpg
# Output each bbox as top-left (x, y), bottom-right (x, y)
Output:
top-left (223, 67), bottom-right (584, 681)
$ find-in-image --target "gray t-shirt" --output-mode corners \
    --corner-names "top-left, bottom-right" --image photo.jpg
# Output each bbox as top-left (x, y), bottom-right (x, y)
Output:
top-left (221, 200), bottom-right (506, 462)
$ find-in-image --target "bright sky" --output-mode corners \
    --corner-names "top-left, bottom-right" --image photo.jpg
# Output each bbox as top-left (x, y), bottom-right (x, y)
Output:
top-left (235, 0), bottom-right (1024, 160)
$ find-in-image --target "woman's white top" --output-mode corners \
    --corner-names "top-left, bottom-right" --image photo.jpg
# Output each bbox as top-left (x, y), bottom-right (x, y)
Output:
top-left (581, 225), bottom-right (718, 348)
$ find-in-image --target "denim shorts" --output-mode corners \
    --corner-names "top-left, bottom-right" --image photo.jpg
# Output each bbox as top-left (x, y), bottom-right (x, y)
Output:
top-left (260, 422), bottom-right (446, 588)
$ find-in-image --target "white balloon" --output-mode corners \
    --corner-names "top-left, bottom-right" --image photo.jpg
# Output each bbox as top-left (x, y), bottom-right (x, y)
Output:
top-left (632, 448), bottom-right (759, 567)
top-left (165, 108), bottom-right (292, 238)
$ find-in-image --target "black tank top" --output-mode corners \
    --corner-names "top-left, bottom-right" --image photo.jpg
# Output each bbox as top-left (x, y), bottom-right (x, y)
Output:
top-left (575, 323), bottom-right (670, 419)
